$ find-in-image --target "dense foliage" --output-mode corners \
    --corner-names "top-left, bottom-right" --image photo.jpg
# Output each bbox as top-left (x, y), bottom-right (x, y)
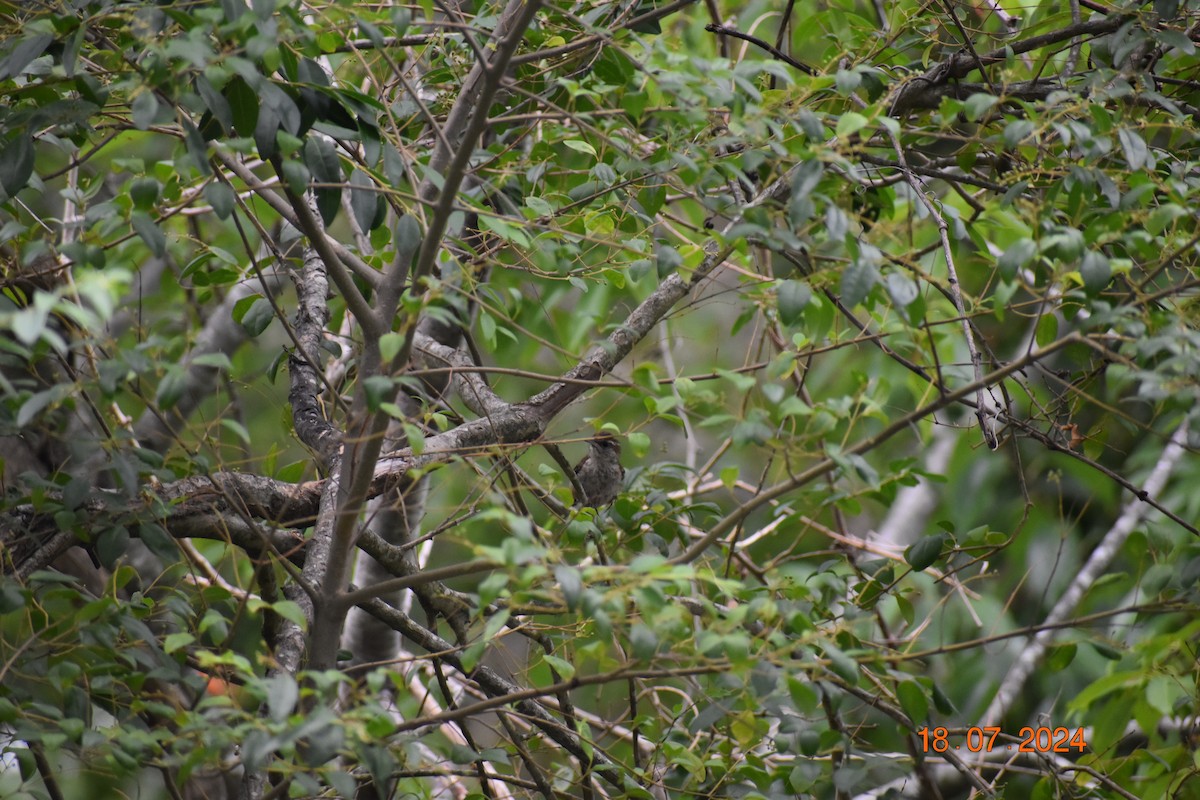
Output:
top-left (2, 0), bottom-right (1200, 798)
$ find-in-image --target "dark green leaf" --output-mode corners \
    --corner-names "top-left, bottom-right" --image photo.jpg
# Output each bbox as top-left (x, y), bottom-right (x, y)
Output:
top-left (1088, 641), bottom-right (1123, 660)
top-left (1080, 250), bottom-right (1111, 294)
top-left (181, 117), bottom-right (212, 175)
top-left (260, 82), bottom-right (300, 135)
top-left (904, 533), bottom-right (945, 572)
top-left (896, 680), bottom-right (928, 724)
top-left (0, 133), bottom-right (35, 197)
top-left (204, 181), bottom-right (236, 219)
top-left (0, 34), bottom-right (54, 80)
top-left (280, 159), bottom-right (310, 195)
top-left (821, 643), bottom-right (859, 685)
top-left (1154, 0), bottom-right (1180, 20)
top-left (931, 683), bottom-right (957, 714)
top-left (348, 169), bottom-right (379, 232)
top-left (304, 136), bottom-right (342, 223)
top-left (226, 76), bottom-right (259, 136)
top-left (137, 522), bottom-right (179, 562)
top-left (97, 527), bottom-right (131, 569)
top-left (156, 366), bottom-right (187, 410)
top-left (363, 375), bottom-right (393, 411)
top-left (638, 177), bottom-right (666, 217)
top-left (630, 625), bottom-right (658, 660)
top-left (360, 119), bottom-right (381, 165)
top-left (1155, 27), bottom-right (1194, 54)
top-left (656, 244), bottom-right (681, 278)
top-left (0, 579), bottom-right (27, 614)
top-left (131, 212), bottom-right (166, 257)
top-left (130, 178), bottom-right (160, 210)
top-left (196, 75), bottom-right (232, 135)
top-left (254, 101), bottom-right (280, 158)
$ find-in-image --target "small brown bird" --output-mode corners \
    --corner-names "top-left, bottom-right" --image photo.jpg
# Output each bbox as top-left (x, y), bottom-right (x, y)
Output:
top-left (574, 432), bottom-right (624, 508)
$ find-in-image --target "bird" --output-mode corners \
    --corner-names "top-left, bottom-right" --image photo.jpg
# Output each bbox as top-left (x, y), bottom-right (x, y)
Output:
top-left (573, 432), bottom-right (624, 508)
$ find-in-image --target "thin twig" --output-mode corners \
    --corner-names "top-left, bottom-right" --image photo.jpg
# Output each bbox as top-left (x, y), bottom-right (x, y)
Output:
top-left (704, 23), bottom-right (816, 74)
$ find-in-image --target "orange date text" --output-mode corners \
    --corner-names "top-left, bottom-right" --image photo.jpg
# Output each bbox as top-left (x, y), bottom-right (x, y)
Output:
top-left (917, 726), bottom-right (1087, 753)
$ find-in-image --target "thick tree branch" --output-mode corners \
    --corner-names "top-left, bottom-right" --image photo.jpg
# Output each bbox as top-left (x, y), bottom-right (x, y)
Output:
top-left (289, 245), bottom-right (343, 464)
top-left (889, 14), bottom-right (1132, 114)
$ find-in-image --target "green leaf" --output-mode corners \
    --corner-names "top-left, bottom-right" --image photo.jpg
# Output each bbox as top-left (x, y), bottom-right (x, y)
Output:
top-left (884, 272), bottom-right (918, 308)
top-left (1155, 27), bottom-right (1193, 54)
top-left (270, 600), bottom-right (307, 628)
top-left (998, 238), bottom-right (1036, 279)
top-left (840, 260), bottom-right (878, 307)
top-left (138, 522), bottom-right (179, 562)
top-left (129, 178), bottom-right (160, 210)
top-left (163, 632), bottom-right (195, 654)
top-left (0, 34), bottom-right (53, 80)
top-left (1155, 0), bottom-right (1180, 19)
top-left (156, 366), bottom-right (188, 410)
top-left (131, 212), bottom-right (166, 257)
top-left (1004, 119), bottom-right (1034, 147)
top-left (131, 91), bottom-right (161, 131)
top-left (1117, 127), bottom-right (1148, 170)
top-left (821, 643), bottom-right (859, 685)
top-left (555, 565), bottom-right (583, 611)
top-left (221, 418), bottom-right (251, 445)
top-left (379, 332), bottom-right (405, 363)
top-left (931, 683), bottom-right (957, 714)
top-left (348, 169), bottom-right (382, 232)
top-left (564, 139), bottom-right (597, 156)
top-left (304, 135), bottom-right (342, 223)
top-left (656, 245), bottom-right (682, 278)
top-left (0, 580), bottom-right (28, 614)
top-left (896, 680), bottom-right (929, 724)
top-left (904, 533), bottom-right (945, 571)
top-left (265, 674), bottom-right (298, 722)
top-left (196, 74), bottom-right (232, 135)
top-left (226, 76), bottom-right (259, 136)
top-left (394, 214), bottom-right (422, 266)
top-left (964, 92), bottom-right (998, 121)
top-left (629, 624), bottom-right (658, 661)
top-left (1088, 641), bottom-right (1123, 660)
top-left (362, 375), bottom-right (393, 411)
top-left (835, 69), bottom-right (861, 95)
top-left (17, 385), bottom-right (67, 427)
top-left (1079, 250), bottom-right (1111, 294)
top-left (238, 296), bottom-right (274, 336)
top-left (1035, 313), bottom-right (1058, 346)
top-left (204, 181), bottom-right (236, 219)
top-left (96, 526), bottom-right (131, 568)
top-left (0, 133), bottom-right (35, 197)
top-left (10, 295), bottom-right (50, 346)
top-left (280, 159), bottom-right (310, 195)
top-left (836, 112), bottom-right (869, 140)
top-left (777, 279), bottom-right (811, 327)
top-left (543, 653), bottom-right (576, 679)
